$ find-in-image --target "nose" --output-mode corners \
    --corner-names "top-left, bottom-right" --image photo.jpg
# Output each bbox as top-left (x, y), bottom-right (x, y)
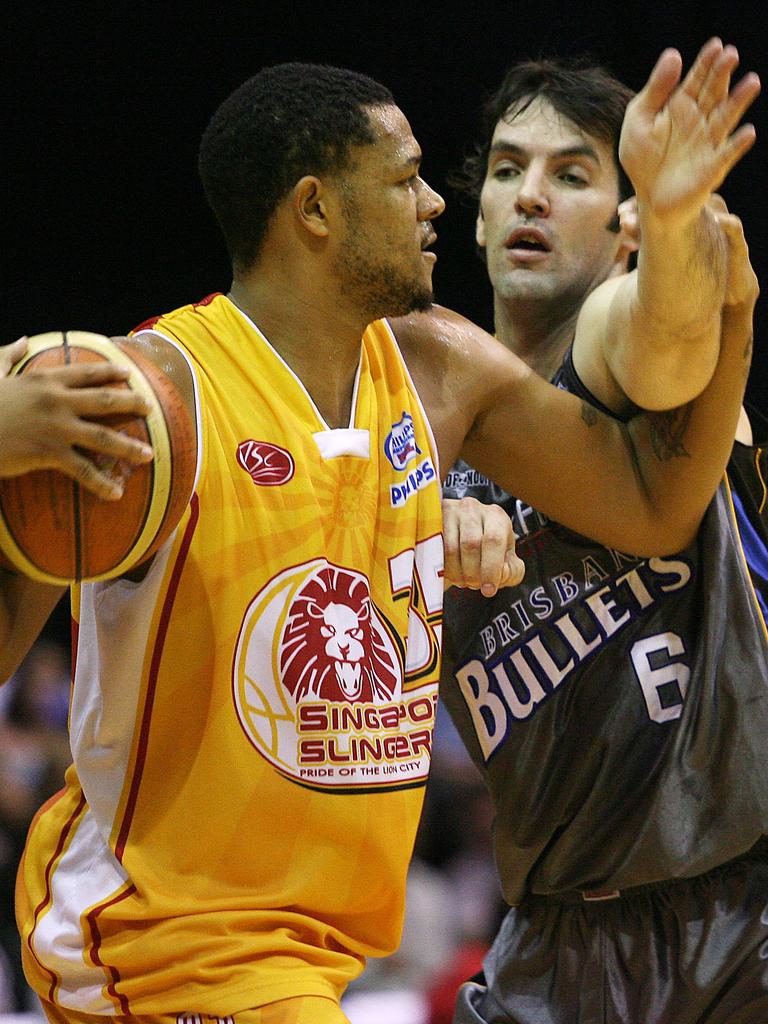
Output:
top-left (418, 178), bottom-right (445, 221)
top-left (515, 164), bottom-right (550, 218)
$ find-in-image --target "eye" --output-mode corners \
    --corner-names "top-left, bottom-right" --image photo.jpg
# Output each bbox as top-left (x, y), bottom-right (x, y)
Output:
top-left (559, 169), bottom-right (589, 186)
top-left (491, 163), bottom-right (521, 181)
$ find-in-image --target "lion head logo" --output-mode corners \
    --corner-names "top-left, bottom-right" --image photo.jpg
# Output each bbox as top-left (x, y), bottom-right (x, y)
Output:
top-left (279, 565), bottom-right (400, 704)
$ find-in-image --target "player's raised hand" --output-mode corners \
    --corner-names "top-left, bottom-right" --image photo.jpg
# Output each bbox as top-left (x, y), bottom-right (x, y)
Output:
top-left (619, 38), bottom-right (760, 228)
top-left (443, 497), bottom-right (525, 597)
top-left (0, 337), bottom-right (154, 498)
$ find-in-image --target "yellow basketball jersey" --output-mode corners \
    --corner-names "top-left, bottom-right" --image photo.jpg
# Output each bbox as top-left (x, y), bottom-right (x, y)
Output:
top-left (17, 294), bottom-right (444, 1014)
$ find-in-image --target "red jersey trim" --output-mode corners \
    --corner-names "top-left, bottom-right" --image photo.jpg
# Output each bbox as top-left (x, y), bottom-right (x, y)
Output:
top-left (25, 790), bottom-right (88, 1004)
top-left (84, 884), bottom-right (138, 1014)
top-left (114, 493), bottom-right (201, 862)
top-left (131, 293), bottom-right (222, 334)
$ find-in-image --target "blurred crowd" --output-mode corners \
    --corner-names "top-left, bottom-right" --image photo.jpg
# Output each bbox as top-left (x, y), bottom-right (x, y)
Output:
top-left (0, 625), bottom-right (72, 1016)
top-left (0, 611), bottom-right (503, 1024)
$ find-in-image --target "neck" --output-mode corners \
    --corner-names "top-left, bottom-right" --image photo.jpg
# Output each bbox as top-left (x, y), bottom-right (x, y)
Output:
top-left (228, 270), bottom-right (367, 430)
top-left (493, 293), bottom-right (579, 380)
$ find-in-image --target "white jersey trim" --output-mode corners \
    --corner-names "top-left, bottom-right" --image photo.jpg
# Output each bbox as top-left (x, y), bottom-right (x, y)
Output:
top-left (31, 807), bottom-right (128, 1012)
top-left (72, 541), bottom-right (176, 840)
top-left (380, 318), bottom-right (442, 487)
top-left (225, 296), bottom-right (365, 435)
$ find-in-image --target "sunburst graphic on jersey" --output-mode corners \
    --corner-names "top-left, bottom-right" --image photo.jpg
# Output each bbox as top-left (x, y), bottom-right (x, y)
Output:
top-left (316, 460), bottom-right (379, 562)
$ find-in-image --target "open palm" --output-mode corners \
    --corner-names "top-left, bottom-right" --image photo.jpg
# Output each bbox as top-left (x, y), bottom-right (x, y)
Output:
top-left (619, 40), bottom-right (760, 226)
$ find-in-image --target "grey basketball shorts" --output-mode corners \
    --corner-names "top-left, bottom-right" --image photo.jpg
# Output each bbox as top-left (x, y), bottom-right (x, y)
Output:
top-left (454, 855), bottom-right (768, 1023)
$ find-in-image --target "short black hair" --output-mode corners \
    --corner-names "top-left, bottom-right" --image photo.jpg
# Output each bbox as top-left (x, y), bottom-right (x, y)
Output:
top-left (455, 57), bottom-right (634, 204)
top-left (198, 62), bottom-right (395, 270)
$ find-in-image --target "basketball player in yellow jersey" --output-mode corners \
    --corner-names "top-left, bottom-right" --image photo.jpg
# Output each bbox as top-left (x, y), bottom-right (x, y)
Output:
top-left (1, 48), bottom-right (760, 1023)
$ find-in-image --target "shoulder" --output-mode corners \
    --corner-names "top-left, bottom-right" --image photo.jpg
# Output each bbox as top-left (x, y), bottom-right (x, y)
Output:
top-left (390, 305), bottom-right (527, 396)
top-left (115, 331), bottom-right (197, 430)
top-left (387, 305), bottom-right (532, 470)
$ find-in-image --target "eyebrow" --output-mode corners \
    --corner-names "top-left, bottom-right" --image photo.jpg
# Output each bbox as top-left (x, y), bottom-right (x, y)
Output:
top-left (488, 141), bottom-right (602, 164)
top-left (402, 153), bottom-right (422, 170)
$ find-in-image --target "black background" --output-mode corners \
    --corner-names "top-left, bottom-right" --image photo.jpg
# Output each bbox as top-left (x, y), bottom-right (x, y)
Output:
top-left (2, 0), bottom-right (766, 405)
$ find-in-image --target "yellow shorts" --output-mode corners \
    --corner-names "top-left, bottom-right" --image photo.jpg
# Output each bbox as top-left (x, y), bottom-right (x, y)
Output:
top-left (39, 998), bottom-right (349, 1024)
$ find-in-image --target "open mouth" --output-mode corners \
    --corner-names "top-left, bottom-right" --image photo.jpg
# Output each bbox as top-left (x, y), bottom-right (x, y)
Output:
top-left (505, 228), bottom-right (551, 253)
top-left (511, 238), bottom-right (547, 252)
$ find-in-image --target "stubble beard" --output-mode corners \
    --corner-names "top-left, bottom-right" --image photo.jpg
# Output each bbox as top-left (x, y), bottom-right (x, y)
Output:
top-left (492, 250), bottom-right (607, 319)
top-left (336, 239), bottom-right (434, 322)
top-left (336, 194), bottom-right (433, 321)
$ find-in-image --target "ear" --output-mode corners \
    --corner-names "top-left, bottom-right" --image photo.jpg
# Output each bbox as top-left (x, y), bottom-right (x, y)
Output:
top-left (475, 205), bottom-right (486, 248)
top-left (293, 176), bottom-right (331, 239)
top-left (604, 205), bottom-right (638, 280)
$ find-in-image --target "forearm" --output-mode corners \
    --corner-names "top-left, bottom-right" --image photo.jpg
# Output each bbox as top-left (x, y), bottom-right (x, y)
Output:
top-left (604, 208), bottom-right (726, 409)
top-left (636, 203), bottom-right (727, 333)
top-left (626, 296), bottom-right (753, 545)
top-left (463, 298), bottom-right (750, 557)
top-left (0, 568), bottom-right (64, 683)
top-left (461, 377), bottom-right (691, 557)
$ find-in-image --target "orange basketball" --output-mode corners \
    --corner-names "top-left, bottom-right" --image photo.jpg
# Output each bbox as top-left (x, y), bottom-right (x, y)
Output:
top-left (0, 331), bottom-right (197, 584)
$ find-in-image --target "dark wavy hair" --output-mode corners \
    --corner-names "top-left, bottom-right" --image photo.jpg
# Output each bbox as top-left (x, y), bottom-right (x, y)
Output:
top-left (454, 57), bottom-right (634, 205)
top-left (198, 63), bottom-right (394, 271)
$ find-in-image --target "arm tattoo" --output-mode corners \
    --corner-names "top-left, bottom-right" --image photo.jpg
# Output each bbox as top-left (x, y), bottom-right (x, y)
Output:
top-left (742, 333), bottom-right (754, 386)
top-left (580, 401), bottom-right (598, 427)
top-left (649, 405), bottom-right (693, 461)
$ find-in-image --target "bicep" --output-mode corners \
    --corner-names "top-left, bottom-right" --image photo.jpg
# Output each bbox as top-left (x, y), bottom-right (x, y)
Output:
top-left (461, 369), bottom-right (644, 548)
top-left (571, 276), bottom-right (635, 415)
top-left (118, 332), bottom-right (197, 427)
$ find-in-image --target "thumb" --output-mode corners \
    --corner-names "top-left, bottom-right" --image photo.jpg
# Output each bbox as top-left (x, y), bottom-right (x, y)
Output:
top-left (499, 549), bottom-right (525, 588)
top-left (634, 48), bottom-right (683, 115)
top-left (0, 336), bottom-right (28, 377)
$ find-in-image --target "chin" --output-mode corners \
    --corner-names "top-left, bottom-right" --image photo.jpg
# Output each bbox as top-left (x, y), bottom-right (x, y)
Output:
top-left (368, 284), bottom-right (434, 322)
top-left (496, 274), bottom-right (556, 303)
top-left (408, 289), bottom-right (435, 314)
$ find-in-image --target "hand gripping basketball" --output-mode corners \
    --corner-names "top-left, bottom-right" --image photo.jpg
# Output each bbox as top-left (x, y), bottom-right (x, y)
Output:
top-left (0, 331), bottom-right (196, 583)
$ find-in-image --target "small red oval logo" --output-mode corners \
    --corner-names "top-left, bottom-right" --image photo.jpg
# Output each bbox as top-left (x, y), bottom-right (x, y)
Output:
top-left (236, 440), bottom-right (295, 486)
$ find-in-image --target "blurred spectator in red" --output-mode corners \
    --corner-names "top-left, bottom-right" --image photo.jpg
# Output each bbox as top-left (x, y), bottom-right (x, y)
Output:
top-left (426, 941), bottom-right (487, 1024)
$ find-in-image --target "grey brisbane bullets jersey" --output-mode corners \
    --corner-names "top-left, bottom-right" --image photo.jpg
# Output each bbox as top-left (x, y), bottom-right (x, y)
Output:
top-left (441, 351), bottom-right (768, 905)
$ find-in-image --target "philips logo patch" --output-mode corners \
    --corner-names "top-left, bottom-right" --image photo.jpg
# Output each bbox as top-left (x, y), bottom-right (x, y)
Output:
top-left (384, 411), bottom-right (421, 471)
top-left (390, 458), bottom-right (436, 508)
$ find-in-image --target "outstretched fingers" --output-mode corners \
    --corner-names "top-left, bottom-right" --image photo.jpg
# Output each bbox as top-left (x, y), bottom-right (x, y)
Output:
top-left (2, 365), bottom-right (155, 495)
top-left (635, 48), bottom-right (684, 117)
top-left (679, 38), bottom-right (726, 110)
top-left (64, 418), bottom-right (154, 466)
top-left (695, 44), bottom-right (740, 117)
top-left (707, 70), bottom-right (761, 149)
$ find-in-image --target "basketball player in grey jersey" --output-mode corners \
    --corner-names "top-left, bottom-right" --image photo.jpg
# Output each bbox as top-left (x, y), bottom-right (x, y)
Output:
top-left (441, 43), bottom-right (768, 1024)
